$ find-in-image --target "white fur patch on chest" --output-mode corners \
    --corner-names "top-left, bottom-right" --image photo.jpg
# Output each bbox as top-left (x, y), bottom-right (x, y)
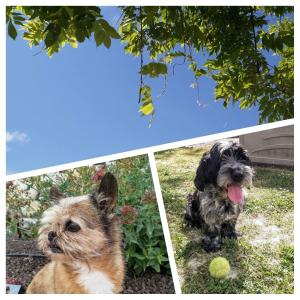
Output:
top-left (75, 263), bottom-right (114, 294)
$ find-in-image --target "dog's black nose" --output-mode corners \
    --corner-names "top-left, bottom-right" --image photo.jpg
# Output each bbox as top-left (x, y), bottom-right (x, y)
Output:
top-left (231, 169), bottom-right (243, 182)
top-left (48, 231), bottom-right (57, 242)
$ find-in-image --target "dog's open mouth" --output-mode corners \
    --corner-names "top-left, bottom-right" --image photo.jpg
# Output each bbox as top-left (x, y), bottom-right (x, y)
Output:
top-left (226, 184), bottom-right (243, 203)
top-left (49, 245), bottom-right (63, 254)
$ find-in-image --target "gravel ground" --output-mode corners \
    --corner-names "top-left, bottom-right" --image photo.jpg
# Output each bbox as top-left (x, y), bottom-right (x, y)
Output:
top-left (6, 238), bottom-right (175, 294)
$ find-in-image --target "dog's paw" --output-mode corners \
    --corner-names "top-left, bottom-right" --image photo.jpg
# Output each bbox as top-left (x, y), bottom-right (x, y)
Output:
top-left (222, 230), bottom-right (238, 239)
top-left (202, 236), bottom-right (221, 252)
top-left (184, 212), bottom-right (192, 222)
top-left (183, 213), bottom-right (193, 228)
top-left (184, 212), bottom-right (202, 229)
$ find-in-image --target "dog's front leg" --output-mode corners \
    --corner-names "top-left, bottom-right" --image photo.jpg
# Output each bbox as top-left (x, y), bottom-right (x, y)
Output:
top-left (202, 224), bottom-right (221, 252)
top-left (221, 219), bottom-right (239, 239)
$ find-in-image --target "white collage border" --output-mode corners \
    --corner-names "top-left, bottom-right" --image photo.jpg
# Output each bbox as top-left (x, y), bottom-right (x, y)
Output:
top-left (1, 0), bottom-right (298, 298)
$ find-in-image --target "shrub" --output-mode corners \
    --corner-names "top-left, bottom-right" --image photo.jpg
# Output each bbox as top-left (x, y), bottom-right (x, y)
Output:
top-left (119, 203), bottom-right (170, 274)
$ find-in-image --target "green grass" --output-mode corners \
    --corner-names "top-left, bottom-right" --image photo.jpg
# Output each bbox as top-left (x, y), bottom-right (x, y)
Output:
top-left (155, 146), bottom-right (294, 294)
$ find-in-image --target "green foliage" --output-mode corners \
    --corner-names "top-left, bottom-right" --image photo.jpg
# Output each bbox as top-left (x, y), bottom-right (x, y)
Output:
top-left (106, 156), bottom-right (170, 274)
top-left (6, 7), bottom-right (25, 39)
top-left (119, 203), bottom-right (170, 274)
top-left (6, 6), bottom-right (119, 57)
top-left (119, 6), bottom-right (294, 123)
top-left (6, 6), bottom-right (294, 123)
top-left (106, 155), bottom-right (154, 205)
top-left (6, 155), bottom-right (170, 275)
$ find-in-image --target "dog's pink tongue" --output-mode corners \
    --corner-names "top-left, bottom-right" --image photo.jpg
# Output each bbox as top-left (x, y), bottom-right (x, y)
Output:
top-left (227, 184), bottom-right (243, 203)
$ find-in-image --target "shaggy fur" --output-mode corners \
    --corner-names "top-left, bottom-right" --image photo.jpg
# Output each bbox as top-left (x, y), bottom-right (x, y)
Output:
top-left (184, 141), bottom-right (254, 252)
top-left (27, 173), bottom-right (125, 294)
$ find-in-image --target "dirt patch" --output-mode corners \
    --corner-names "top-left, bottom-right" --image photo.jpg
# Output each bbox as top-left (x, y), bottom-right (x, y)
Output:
top-left (7, 256), bottom-right (47, 288)
top-left (241, 214), bottom-right (293, 246)
top-left (123, 272), bottom-right (175, 294)
top-left (6, 238), bottom-right (174, 294)
top-left (7, 238), bottom-right (40, 254)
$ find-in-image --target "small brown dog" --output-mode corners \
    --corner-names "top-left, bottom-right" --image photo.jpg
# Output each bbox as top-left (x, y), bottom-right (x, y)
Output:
top-left (27, 173), bottom-right (125, 294)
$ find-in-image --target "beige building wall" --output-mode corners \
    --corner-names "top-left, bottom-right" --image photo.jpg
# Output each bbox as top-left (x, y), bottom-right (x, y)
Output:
top-left (239, 125), bottom-right (294, 167)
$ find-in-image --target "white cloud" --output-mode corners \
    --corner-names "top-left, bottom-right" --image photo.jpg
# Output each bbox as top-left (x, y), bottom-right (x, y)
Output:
top-left (6, 131), bottom-right (30, 143)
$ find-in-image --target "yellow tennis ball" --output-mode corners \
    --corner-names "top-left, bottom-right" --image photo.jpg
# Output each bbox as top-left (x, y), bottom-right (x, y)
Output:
top-left (209, 257), bottom-right (230, 279)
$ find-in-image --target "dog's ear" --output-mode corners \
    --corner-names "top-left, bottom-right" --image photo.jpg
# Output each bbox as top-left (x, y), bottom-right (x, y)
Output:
top-left (243, 148), bottom-right (253, 167)
top-left (194, 145), bottom-right (221, 191)
top-left (194, 152), bottom-right (211, 191)
top-left (237, 143), bottom-right (253, 167)
top-left (93, 172), bottom-right (118, 214)
top-left (49, 187), bottom-right (65, 203)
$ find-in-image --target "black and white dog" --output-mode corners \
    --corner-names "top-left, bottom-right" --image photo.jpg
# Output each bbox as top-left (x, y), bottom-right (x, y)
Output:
top-left (184, 141), bottom-right (254, 252)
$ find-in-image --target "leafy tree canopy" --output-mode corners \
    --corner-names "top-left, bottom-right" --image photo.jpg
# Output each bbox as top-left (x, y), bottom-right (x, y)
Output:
top-left (7, 6), bottom-right (294, 123)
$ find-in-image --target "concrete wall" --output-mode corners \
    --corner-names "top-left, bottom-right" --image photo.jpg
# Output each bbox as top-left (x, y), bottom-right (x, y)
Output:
top-left (239, 125), bottom-right (294, 167)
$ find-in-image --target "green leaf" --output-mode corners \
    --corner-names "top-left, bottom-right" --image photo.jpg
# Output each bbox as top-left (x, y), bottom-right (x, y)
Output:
top-left (75, 28), bottom-right (85, 43)
top-left (98, 19), bottom-right (120, 39)
top-left (103, 35), bottom-right (111, 48)
top-left (8, 20), bottom-right (17, 40)
top-left (94, 30), bottom-right (105, 47)
top-left (139, 102), bottom-right (154, 116)
top-left (195, 68), bottom-right (207, 77)
top-left (44, 31), bottom-right (56, 48)
top-left (6, 6), bottom-right (13, 23)
top-left (102, 22), bottom-right (120, 39)
top-left (140, 85), bottom-right (151, 99)
top-left (12, 15), bottom-right (25, 21)
top-left (99, 19), bottom-right (112, 31)
top-left (243, 82), bottom-right (254, 89)
top-left (141, 62), bottom-right (167, 78)
top-left (64, 7), bottom-right (74, 18)
top-left (108, 27), bottom-right (120, 39)
top-left (131, 253), bottom-right (146, 260)
top-left (146, 222), bottom-right (153, 238)
top-left (169, 51), bottom-right (186, 57)
top-left (13, 20), bottom-right (24, 26)
top-left (189, 61), bottom-right (197, 72)
top-left (69, 39), bottom-right (78, 48)
top-left (151, 262), bottom-right (161, 273)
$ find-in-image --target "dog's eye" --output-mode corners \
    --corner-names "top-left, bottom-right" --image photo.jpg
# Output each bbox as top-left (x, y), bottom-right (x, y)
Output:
top-left (65, 220), bottom-right (81, 232)
top-left (222, 149), bottom-right (231, 157)
top-left (239, 154), bottom-right (250, 163)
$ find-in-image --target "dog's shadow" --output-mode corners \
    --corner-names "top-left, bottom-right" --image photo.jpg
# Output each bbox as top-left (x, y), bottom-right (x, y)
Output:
top-left (181, 225), bottom-right (249, 293)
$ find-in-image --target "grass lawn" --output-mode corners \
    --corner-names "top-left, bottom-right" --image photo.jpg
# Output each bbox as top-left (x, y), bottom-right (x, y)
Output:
top-left (155, 144), bottom-right (294, 294)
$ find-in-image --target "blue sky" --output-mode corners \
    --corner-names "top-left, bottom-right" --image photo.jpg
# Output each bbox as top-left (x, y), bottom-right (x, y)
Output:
top-left (6, 7), bottom-right (263, 174)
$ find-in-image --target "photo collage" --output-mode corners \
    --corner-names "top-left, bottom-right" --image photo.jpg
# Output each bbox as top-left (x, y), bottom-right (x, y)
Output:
top-left (3, 4), bottom-right (295, 296)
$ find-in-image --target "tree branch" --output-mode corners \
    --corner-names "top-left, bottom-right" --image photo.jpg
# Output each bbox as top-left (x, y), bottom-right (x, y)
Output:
top-left (250, 7), bottom-right (260, 73)
top-left (138, 6), bottom-right (144, 103)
